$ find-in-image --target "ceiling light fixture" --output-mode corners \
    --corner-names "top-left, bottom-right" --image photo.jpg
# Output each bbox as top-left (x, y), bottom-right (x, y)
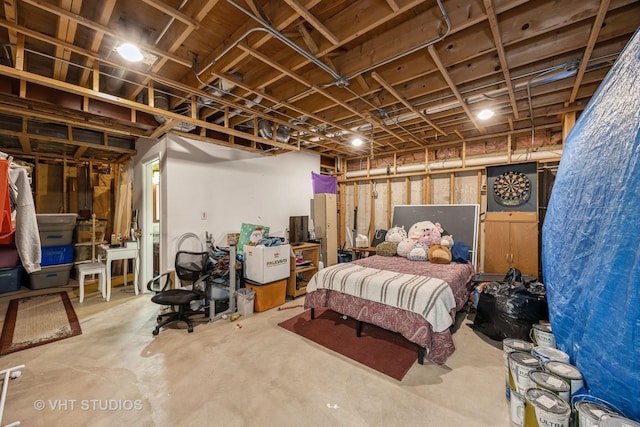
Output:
top-left (351, 137), bottom-right (364, 147)
top-left (477, 109), bottom-right (494, 120)
top-left (116, 43), bottom-right (144, 62)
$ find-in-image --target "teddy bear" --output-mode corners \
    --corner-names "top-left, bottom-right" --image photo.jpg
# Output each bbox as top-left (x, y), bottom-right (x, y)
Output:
top-left (385, 226), bottom-right (407, 244)
top-left (408, 220), bottom-right (436, 241)
top-left (440, 235), bottom-right (454, 248)
top-left (407, 242), bottom-right (429, 261)
top-left (396, 238), bottom-right (416, 258)
top-left (417, 227), bottom-right (441, 247)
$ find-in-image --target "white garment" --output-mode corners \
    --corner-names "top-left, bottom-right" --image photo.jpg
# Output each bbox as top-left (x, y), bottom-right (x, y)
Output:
top-left (9, 165), bottom-right (41, 273)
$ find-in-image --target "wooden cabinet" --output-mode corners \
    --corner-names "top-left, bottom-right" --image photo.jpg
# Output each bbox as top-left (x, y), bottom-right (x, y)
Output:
top-left (484, 212), bottom-right (539, 277)
top-left (287, 243), bottom-right (320, 298)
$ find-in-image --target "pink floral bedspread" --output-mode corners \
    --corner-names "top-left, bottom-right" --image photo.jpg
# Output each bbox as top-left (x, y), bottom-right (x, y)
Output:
top-left (303, 256), bottom-right (475, 365)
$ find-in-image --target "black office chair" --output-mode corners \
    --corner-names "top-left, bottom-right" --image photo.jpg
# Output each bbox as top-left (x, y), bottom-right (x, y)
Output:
top-left (146, 251), bottom-right (210, 335)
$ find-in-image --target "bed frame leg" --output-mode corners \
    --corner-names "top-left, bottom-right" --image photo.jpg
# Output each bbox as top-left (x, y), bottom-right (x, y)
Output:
top-left (310, 308), bottom-right (315, 320)
top-left (356, 320), bottom-right (362, 337)
top-left (417, 346), bottom-right (425, 365)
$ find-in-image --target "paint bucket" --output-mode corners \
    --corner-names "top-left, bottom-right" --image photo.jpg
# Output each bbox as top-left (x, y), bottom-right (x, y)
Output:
top-left (574, 401), bottom-right (620, 427)
top-left (524, 388), bottom-right (571, 427)
top-left (598, 414), bottom-right (640, 427)
top-left (508, 351), bottom-right (541, 395)
top-left (543, 360), bottom-right (584, 397)
top-left (510, 389), bottom-right (525, 426)
top-left (532, 346), bottom-right (570, 364)
top-left (530, 323), bottom-right (556, 348)
top-left (528, 370), bottom-right (570, 402)
top-left (504, 338), bottom-right (534, 400)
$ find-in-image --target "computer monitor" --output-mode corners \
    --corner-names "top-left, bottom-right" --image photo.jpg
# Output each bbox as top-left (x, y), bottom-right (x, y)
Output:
top-left (289, 216), bottom-right (308, 245)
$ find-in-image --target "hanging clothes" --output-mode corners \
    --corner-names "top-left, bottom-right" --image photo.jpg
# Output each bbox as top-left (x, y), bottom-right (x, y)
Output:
top-left (0, 158), bottom-right (14, 245)
top-left (9, 165), bottom-right (41, 273)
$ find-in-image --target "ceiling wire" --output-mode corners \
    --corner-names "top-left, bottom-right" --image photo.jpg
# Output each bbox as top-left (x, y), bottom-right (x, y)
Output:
top-left (223, 0), bottom-right (452, 146)
top-left (526, 63), bottom-right (578, 154)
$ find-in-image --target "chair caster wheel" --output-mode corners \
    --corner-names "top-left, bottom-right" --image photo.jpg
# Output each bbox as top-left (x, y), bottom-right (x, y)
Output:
top-left (152, 329), bottom-right (159, 336)
top-left (188, 327), bottom-right (193, 333)
top-left (157, 315), bottom-right (162, 322)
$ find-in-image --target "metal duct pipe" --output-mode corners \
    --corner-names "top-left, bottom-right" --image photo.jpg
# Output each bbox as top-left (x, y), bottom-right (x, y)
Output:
top-left (106, 67), bottom-right (127, 93)
top-left (258, 119), bottom-right (290, 144)
top-left (345, 149), bottom-right (562, 178)
top-left (213, 93), bottom-right (264, 125)
top-left (153, 93), bottom-right (170, 124)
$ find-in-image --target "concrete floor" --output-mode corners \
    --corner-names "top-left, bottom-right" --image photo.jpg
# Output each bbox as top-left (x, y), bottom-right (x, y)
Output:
top-left (0, 284), bottom-right (512, 427)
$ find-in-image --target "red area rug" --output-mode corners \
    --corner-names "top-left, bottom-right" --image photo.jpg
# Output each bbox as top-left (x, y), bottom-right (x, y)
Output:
top-left (278, 308), bottom-right (417, 381)
top-left (0, 291), bottom-right (82, 355)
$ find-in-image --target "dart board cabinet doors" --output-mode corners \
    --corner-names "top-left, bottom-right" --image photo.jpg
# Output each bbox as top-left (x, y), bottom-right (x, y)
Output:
top-left (484, 162), bottom-right (539, 277)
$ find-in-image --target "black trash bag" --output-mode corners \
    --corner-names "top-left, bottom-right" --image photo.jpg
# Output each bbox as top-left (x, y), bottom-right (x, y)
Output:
top-left (471, 268), bottom-right (549, 341)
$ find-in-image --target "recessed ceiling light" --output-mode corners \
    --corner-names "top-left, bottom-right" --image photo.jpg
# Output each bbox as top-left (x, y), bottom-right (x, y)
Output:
top-left (351, 138), bottom-right (364, 147)
top-left (116, 43), bottom-right (144, 62)
top-left (477, 109), bottom-right (494, 120)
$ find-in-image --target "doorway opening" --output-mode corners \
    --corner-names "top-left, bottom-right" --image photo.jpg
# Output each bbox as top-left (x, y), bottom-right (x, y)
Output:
top-left (142, 158), bottom-right (160, 286)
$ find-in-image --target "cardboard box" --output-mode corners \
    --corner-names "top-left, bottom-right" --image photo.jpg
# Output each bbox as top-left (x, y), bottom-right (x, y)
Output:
top-left (244, 244), bottom-right (290, 284)
top-left (245, 279), bottom-right (286, 312)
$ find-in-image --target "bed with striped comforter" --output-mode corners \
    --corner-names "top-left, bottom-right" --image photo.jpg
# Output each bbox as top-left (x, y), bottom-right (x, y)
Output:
top-left (304, 255), bottom-right (475, 365)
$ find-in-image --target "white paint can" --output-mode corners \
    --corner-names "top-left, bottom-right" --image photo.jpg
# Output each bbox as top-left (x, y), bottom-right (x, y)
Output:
top-left (574, 401), bottom-right (619, 427)
top-left (510, 389), bottom-right (525, 426)
top-left (508, 351), bottom-right (541, 395)
top-left (528, 370), bottom-right (571, 402)
top-left (532, 346), bottom-right (570, 364)
top-left (543, 360), bottom-right (584, 397)
top-left (503, 338), bottom-right (534, 400)
top-left (524, 388), bottom-right (571, 427)
top-left (598, 414), bottom-right (640, 427)
top-left (530, 323), bottom-right (556, 348)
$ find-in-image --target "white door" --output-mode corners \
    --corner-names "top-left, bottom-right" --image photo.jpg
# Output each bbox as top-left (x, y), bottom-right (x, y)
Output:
top-left (141, 158), bottom-right (160, 287)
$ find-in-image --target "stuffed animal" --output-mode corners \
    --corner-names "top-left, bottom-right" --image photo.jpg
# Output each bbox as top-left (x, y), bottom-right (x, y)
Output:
top-left (428, 245), bottom-right (452, 264)
top-left (408, 220), bottom-right (436, 241)
top-left (440, 235), bottom-right (454, 248)
top-left (396, 238), bottom-right (416, 258)
top-left (375, 241), bottom-right (398, 257)
top-left (385, 226), bottom-right (407, 244)
top-left (417, 228), bottom-right (441, 247)
top-left (407, 242), bottom-right (429, 261)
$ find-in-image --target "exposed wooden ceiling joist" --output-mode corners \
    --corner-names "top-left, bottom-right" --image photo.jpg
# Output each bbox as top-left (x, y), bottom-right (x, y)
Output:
top-left (0, 0), bottom-right (636, 163)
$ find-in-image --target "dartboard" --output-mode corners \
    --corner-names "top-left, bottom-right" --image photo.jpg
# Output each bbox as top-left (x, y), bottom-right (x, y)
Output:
top-left (493, 171), bottom-right (531, 206)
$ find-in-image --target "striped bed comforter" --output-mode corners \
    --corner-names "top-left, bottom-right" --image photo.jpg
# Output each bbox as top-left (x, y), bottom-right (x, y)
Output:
top-left (306, 262), bottom-right (456, 333)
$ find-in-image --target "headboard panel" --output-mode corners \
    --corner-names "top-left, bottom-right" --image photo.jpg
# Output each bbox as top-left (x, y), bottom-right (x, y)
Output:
top-left (392, 204), bottom-right (480, 266)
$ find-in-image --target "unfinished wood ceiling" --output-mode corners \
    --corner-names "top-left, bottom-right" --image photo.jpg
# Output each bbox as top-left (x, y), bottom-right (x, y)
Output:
top-left (0, 0), bottom-right (638, 163)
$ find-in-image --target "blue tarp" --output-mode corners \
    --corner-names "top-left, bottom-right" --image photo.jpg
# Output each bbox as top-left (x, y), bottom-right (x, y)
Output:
top-left (542, 29), bottom-right (640, 421)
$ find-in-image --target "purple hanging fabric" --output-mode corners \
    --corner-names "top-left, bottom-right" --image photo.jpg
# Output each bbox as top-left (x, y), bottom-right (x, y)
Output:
top-left (311, 172), bottom-right (337, 194)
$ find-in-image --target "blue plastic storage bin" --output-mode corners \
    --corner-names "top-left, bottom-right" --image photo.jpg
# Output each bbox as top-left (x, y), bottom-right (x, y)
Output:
top-left (41, 244), bottom-right (74, 266)
top-left (0, 265), bottom-right (22, 294)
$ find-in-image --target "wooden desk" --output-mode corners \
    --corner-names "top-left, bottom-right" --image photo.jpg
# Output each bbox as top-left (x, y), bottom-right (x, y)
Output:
top-left (350, 246), bottom-right (377, 260)
top-left (98, 242), bottom-right (140, 301)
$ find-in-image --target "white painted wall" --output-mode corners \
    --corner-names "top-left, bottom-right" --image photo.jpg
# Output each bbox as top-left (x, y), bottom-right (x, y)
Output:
top-left (132, 134), bottom-right (319, 284)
